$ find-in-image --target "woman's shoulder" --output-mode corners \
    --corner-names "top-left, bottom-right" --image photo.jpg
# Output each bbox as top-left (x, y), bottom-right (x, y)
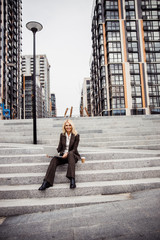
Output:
top-left (74, 133), bottom-right (80, 138)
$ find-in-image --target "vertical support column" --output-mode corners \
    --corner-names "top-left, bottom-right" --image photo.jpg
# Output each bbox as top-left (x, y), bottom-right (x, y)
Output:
top-left (139, 63), bottom-right (146, 109)
top-left (123, 63), bottom-right (128, 110)
top-left (140, 20), bottom-right (146, 62)
top-left (23, 75), bottom-right (25, 119)
top-left (102, 23), bottom-right (110, 114)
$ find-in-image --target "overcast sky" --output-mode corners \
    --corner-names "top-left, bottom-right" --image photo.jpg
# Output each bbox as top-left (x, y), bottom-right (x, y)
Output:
top-left (22, 0), bottom-right (93, 116)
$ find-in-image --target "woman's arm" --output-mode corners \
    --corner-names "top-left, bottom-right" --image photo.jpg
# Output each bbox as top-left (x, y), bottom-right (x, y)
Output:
top-left (57, 133), bottom-right (63, 153)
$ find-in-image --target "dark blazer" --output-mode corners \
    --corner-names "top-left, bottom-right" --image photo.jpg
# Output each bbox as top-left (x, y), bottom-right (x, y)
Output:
top-left (57, 133), bottom-right (80, 161)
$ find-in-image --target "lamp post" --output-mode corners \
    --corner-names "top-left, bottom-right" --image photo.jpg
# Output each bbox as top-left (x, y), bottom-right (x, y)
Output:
top-left (26, 21), bottom-right (43, 144)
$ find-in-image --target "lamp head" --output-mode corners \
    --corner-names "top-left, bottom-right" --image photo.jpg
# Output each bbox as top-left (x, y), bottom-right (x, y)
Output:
top-left (26, 21), bottom-right (43, 33)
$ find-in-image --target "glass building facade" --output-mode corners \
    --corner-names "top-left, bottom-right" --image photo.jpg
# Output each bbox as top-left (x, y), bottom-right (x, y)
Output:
top-left (0, 0), bottom-right (22, 119)
top-left (90, 0), bottom-right (160, 116)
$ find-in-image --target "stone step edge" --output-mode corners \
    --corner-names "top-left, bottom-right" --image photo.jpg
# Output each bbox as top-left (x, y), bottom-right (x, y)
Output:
top-left (0, 156), bottom-right (160, 167)
top-left (0, 193), bottom-right (131, 208)
top-left (0, 166), bottom-right (160, 178)
top-left (0, 179), bottom-right (160, 216)
top-left (0, 178), bottom-right (160, 191)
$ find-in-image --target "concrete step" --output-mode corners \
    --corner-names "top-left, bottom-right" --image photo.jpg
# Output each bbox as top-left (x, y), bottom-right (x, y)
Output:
top-left (0, 178), bottom-right (160, 216)
top-left (0, 147), bottom-right (45, 155)
top-left (109, 144), bottom-right (160, 150)
top-left (0, 193), bottom-right (131, 217)
top-left (1, 178), bottom-right (160, 199)
top-left (80, 139), bottom-right (160, 147)
top-left (0, 166), bottom-right (160, 185)
top-left (0, 154), bottom-right (48, 164)
top-left (0, 157), bottom-right (160, 173)
top-left (1, 125), bottom-right (160, 133)
top-left (1, 150), bottom-right (159, 164)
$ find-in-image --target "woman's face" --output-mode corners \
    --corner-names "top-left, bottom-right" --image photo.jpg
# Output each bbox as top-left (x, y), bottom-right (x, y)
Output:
top-left (65, 121), bottom-right (72, 134)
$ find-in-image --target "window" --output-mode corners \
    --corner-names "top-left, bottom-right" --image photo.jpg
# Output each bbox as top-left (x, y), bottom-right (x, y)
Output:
top-left (110, 75), bottom-right (123, 85)
top-left (145, 42), bottom-right (160, 52)
top-left (105, 0), bottom-right (118, 10)
top-left (111, 97), bottom-right (125, 109)
top-left (130, 75), bottom-right (141, 84)
top-left (125, 0), bottom-right (135, 9)
top-left (128, 42), bottom-right (138, 52)
top-left (126, 21), bottom-right (137, 31)
top-left (105, 10), bottom-right (119, 19)
top-left (100, 66), bottom-right (106, 77)
top-left (100, 55), bottom-right (105, 65)
top-left (106, 31), bottom-right (120, 41)
top-left (106, 21), bottom-right (120, 31)
top-left (98, 34), bottom-right (104, 45)
top-left (143, 20), bottom-right (160, 30)
top-left (132, 97), bottom-right (142, 108)
top-left (98, 14), bottom-right (102, 24)
top-left (131, 86), bottom-right (142, 96)
top-left (108, 53), bottom-right (122, 62)
top-left (130, 63), bottom-right (140, 74)
top-left (108, 64), bottom-right (123, 74)
top-left (148, 75), bottom-right (160, 85)
top-left (107, 42), bottom-right (121, 52)
top-left (147, 63), bottom-right (160, 74)
top-left (126, 11), bottom-right (136, 19)
top-left (128, 53), bottom-right (139, 62)
top-left (98, 24), bottom-right (103, 34)
top-left (127, 31), bottom-right (137, 41)
top-left (100, 45), bottom-right (104, 55)
top-left (146, 53), bottom-right (160, 62)
top-left (142, 10), bottom-right (159, 20)
top-left (144, 31), bottom-right (160, 41)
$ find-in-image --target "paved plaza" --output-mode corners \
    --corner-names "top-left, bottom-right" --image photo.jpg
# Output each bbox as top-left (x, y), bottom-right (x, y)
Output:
top-left (0, 188), bottom-right (160, 240)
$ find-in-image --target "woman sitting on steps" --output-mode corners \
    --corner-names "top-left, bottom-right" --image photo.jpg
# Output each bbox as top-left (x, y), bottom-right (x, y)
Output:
top-left (39, 119), bottom-right (80, 190)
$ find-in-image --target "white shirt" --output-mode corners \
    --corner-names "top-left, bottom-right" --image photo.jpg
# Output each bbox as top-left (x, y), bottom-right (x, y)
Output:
top-left (64, 133), bottom-right (71, 153)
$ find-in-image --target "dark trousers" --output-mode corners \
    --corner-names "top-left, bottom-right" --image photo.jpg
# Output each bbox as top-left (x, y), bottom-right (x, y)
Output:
top-left (44, 151), bottom-right (76, 186)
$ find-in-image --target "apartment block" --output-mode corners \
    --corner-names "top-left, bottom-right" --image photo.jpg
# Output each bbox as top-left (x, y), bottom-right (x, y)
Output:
top-left (22, 55), bottom-right (51, 118)
top-left (80, 78), bottom-right (92, 116)
top-left (21, 75), bottom-right (43, 119)
top-left (51, 93), bottom-right (56, 117)
top-left (91, 0), bottom-right (160, 116)
top-left (0, 0), bottom-right (22, 119)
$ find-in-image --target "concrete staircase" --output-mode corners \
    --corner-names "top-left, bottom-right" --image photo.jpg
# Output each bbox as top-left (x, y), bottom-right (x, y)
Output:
top-left (0, 115), bottom-right (160, 216)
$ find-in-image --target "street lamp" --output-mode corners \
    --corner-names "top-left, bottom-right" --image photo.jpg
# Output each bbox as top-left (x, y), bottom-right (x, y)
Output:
top-left (26, 21), bottom-right (43, 144)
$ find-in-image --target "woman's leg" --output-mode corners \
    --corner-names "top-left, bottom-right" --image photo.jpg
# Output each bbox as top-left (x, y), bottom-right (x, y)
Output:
top-left (66, 152), bottom-right (76, 180)
top-left (45, 156), bottom-right (66, 186)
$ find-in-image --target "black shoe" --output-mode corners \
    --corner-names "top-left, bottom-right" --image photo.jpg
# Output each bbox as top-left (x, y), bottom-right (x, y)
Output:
top-left (38, 180), bottom-right (51, 191)
top-left (70, 178), bottom-right (76, 189)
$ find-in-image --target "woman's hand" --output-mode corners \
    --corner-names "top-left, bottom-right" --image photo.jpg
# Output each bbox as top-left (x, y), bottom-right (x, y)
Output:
top-left (62, 153), bottom-right (68, 158)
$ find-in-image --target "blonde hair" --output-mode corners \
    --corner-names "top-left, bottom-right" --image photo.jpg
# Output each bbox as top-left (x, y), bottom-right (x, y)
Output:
top-left (62, 119), bottom-right (78, 136)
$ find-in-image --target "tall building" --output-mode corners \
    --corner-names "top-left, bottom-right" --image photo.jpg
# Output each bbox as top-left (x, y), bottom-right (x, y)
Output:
top-left (0, 0), bottom-right (22, 119)
top-left (21, 75), bottom-right (43, 119)
top-left (22, 55), bottom-right (51, 118)
top-left (51, 93), bottom-right (56, 117)
top-left (91, 0), bottom-right (160, 116)
top-left (80, 78), bottom-right (92, 116)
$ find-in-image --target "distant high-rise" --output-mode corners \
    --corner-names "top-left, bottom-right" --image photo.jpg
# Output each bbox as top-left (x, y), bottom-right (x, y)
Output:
top-left (80, 78), bottom-right (91, 117)
top-left (0, 0), bottom-right (22, 119)
top-left (22, 55), bottom-right (51, 118)
top-left (91, 0), bottom-right (160, 116)
top-left (51, 93), bottom-right (56, 117)
top-left (21, 75), bottom-right (43, 119)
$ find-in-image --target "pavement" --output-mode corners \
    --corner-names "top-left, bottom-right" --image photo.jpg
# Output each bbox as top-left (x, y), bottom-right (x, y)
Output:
top-left (0, 188), bottom-right (160, 240)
